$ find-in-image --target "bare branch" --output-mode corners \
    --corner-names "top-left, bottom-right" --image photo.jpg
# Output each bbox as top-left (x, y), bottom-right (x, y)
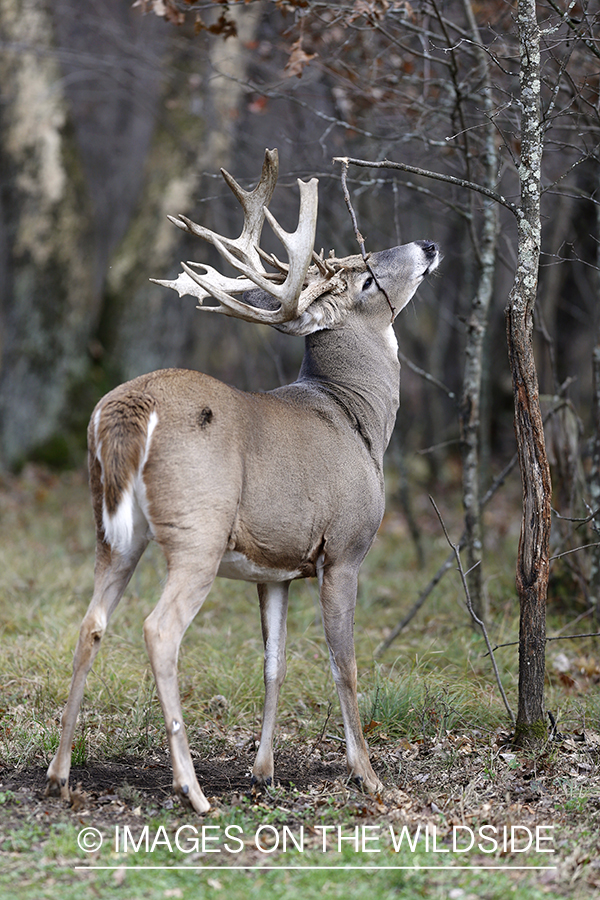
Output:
top-left (332, 156), bottom-right (518, 215)
top-left (550, 541), bottom-right (600, 562)
top-left (545, 0), bottom-right (600, 61)
top-left (429, 496), bottom-right (515, 725)
top-left (337, 158), bottom-right (367, 260)
top-left (487, 632), bottom-right (600, 655)
top-left (376, 449), bottom-right (520, 657)
top-left (397, 349), bottom-right (457, 402)
top-left (335, 158), bottom-right (397, 319)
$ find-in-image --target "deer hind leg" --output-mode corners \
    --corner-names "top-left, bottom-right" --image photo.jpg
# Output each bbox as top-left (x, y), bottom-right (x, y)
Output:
top-left (142, 553), bottom-right (224, 815)
top-left (46, 539), bottom-right (147, 801)
top-left (252, 581), bottom-right (290, 787)
top-left (320, 565), bottom-right (382, 795)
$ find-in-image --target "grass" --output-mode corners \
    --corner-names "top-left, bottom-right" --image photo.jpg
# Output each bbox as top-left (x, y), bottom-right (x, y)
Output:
top-left (0, 821), bottom-right (564, 900)
top-left (0, 476), bottom-right (509, 768)
top-left (1, 466), bottom-right (600, 898)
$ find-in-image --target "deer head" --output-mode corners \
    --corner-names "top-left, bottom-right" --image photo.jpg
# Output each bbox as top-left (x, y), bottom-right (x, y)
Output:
top-left (151, 148), bottom-right (438, 335)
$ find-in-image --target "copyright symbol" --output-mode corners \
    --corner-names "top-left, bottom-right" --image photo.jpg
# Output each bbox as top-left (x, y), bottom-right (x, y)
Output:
top-left (77, 827), bottom-right (103, 853)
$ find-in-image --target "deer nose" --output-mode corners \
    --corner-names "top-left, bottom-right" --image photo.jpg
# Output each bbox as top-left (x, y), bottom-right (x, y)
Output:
top-left (416, 240), bottom-right (439, 260)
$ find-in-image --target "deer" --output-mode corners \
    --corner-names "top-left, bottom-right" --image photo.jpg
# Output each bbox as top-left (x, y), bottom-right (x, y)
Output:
top-left (45, 149), bottom-right (439, 814)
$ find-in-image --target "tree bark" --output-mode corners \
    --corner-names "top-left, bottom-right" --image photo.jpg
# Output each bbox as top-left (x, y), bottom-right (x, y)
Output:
top-left (506, 0), bottom-right (551, 745)
top-left (589, 181), bottom-right (600, 622)
top-left (458, 0), bottom-right (500, 623)
top-left (0, 0), bottom-right (96, 468)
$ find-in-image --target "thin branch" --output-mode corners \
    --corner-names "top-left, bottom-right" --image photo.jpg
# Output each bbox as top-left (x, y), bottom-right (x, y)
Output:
top-left (332, 156), bottom-right (518, 215)
top-left (310, 701), bottom-right (332, 755)
top-left (550, 541), bottom-right (600, 561)
top-left (552, 505), bottom-right (600, 526)
top-left (486, 632), bottom-right (600, 654)
top-left (335, 158), bottom-right (396, 318)
top-left (545, 0), bottom-right (600, 61)
top-left (417, 438), bottom-right (461, 456)
top-left (337, 158), bottom-right (367, 260)
top-left (397, 349), bottom-right (457, 402)
top-left (429, 496), bottom-right (515, 725)
top-left (375, 449), bottom-right (520, 657)
top-left (379, 398), bottom-right (592, 657)
top-left (375, 553), bottom-right (456, 657)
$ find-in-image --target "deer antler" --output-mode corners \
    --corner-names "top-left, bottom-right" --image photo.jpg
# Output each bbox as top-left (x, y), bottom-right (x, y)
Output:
top-left (151, 149), bottom-right (322, 324)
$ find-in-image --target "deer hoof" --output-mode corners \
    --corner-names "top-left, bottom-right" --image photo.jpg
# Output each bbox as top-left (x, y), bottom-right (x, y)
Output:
top-left (45, 776), bottom-right (71, 802)
top-left (250, 774), bottom-right (272, 788)
top-left (175, 783), bottom-right (210, 815)
top-left (348, 772), bottom-right (383, 796)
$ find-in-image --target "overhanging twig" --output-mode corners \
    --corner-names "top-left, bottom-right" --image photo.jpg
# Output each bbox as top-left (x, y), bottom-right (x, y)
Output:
top-left (337, 158), bottom-right (367, 261)
top-left (429, 496), bottom-right (515, 725)
top-left (332, 156), bottom-right (518, 216)
top-left (335, 157), bottom-right (396, 319)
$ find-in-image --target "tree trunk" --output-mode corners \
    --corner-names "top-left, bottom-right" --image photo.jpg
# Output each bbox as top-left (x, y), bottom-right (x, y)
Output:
top-left (0, 0), bottom-right (96, 468)
top-left (459, 197), bottom-right (497, 624)
top-left (589, 181), bottom-right (600, 622)
top-left (458, 0), bottom-right (500, 623)
top-left (506, 0), bottom-right (551, 745)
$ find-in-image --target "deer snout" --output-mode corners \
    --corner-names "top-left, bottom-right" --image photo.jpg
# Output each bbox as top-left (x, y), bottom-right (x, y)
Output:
top-left (416, 240), bottom-right (441, 274)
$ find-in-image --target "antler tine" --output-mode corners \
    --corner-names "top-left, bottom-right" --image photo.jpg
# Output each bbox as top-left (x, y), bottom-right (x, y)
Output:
top-left (257, 245), bottom-right (289, 275)
top-left (155, 149), bottom-right (320, 324)
top-left (219, 148), bottom-right (279, 268)
top-left (168, 149), bottom-right (279, 270)
top-left (261, 178), bottom-right (319, 318)
top-left (180, 262), bottom-right (292, 324)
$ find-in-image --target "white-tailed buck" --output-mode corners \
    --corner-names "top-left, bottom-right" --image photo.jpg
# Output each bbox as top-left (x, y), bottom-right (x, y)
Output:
top-left (46, 149), bottom-right (439, 814)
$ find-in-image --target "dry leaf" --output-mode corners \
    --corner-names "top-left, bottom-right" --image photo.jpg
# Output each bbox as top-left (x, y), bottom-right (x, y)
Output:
top-left (285, 40), bottom-right (317, 78)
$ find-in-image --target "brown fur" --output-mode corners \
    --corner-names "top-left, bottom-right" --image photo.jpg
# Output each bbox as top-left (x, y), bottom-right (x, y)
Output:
top-left (92, 391), bottom-right (156, 515)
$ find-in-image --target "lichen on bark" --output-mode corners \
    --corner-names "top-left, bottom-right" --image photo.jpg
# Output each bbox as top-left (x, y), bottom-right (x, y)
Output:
top-left (506, 0), bottom-right (551, 747)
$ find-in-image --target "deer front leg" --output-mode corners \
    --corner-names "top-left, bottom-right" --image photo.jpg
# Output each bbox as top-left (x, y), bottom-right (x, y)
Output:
top-left (320, 565), bottom-right (382, 795)
top-left (252, 581), bottom-right (289, 787)
top-left (46, 543), bottom-right (145, 801)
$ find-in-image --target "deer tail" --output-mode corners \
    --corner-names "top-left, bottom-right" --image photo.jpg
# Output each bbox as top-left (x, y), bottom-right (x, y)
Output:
top-left (89, 392), bottom-right (158, 556)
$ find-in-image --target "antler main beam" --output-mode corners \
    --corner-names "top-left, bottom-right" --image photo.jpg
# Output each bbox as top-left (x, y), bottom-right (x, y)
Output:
top-left (151, 149), bottom-right (321, 324)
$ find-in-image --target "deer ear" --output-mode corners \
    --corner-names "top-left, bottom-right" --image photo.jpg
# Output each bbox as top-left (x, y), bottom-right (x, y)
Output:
top-left (273, 311), bottom-right (325, 336)
top-left (238, 290), bottom-right (329, 335)
top-left (274, 293), bottom-right (349, 336)
top-left (240, 288), bottom-right (282, 313)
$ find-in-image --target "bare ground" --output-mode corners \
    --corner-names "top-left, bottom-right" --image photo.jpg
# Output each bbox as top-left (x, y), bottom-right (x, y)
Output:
top-left (1, 729), bottom-right (600, 892)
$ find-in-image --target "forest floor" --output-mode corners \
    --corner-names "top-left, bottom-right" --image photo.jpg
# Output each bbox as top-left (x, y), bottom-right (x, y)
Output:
top-left (1, 466), bottom-right (599, 898)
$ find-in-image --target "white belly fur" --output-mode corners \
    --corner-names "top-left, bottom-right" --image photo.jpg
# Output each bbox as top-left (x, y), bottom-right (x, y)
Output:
top-left (217, 550), bottom-right (302, 583)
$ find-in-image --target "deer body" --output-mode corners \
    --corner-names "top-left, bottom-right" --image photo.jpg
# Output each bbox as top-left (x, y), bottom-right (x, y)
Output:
top-left (46, 151), bottom-right (438, 814)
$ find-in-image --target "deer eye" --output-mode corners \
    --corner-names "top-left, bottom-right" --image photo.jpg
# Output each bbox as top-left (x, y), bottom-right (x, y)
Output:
top-left (362, 275), bottom-right (374, 291)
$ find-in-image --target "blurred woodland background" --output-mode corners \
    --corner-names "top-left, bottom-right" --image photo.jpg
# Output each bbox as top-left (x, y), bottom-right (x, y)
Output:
top-left (0, 1), bottom-right (599, 611)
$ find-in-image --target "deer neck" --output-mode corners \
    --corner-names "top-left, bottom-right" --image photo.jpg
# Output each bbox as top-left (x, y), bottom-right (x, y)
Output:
top-left (295, 322), bottom-right (401, 465)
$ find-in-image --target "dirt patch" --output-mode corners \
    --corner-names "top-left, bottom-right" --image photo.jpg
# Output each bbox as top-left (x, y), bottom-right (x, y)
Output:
top-left (0, 744), bottom-right (351, 835)
top-left (1, 747), bottom-right (347, 809)
top-left (1, 732), bottom-right (599, 824)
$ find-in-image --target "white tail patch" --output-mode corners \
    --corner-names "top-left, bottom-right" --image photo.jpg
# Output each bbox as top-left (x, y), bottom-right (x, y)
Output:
top-left (101, 410), bottom-right (158, 557)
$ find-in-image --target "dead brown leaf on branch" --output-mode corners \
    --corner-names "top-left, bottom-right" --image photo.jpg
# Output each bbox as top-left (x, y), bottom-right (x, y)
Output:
top-left (132, 0), bottom-right (185, 26)
top-left (194, 10), bottom-right (238, 38)
top-left (284, 38), bottom-right (318, 78)
top-left (133, 0), bottom-right (239, 35)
